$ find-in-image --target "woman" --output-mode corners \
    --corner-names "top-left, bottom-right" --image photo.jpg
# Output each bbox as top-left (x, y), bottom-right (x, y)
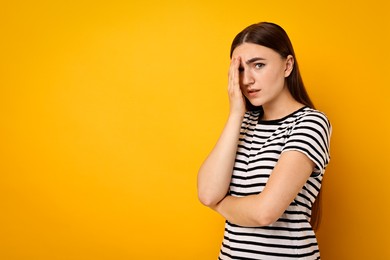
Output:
top-left (197, 22), bottom-right (331, 259)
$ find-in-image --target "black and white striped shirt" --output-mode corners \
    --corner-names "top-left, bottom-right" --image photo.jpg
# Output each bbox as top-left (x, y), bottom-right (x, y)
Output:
top-left (219, 107), bottom-right (332, 260)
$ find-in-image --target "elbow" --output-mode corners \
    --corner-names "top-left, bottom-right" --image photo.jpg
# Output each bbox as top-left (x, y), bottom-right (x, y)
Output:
top-left (256, 215), bottom-right (277, 227)
top-left (198, 191), bottom-right (219, 207)
top-left (197, 178), bottom-right (227, 207)
top-left (198, 197), bottom-right (214, 208)
top-left (197, 186), bottom-right (226, 207)
top-left (254, 211), bottom-right (280, 227)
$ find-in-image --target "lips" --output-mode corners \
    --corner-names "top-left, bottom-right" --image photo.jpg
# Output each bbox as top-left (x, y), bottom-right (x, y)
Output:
top-left (247, 89), bottom-right (261, 97)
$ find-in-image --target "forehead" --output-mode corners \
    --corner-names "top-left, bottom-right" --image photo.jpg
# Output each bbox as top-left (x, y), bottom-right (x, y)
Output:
top-left (232, 43), bottom-right (280, 60)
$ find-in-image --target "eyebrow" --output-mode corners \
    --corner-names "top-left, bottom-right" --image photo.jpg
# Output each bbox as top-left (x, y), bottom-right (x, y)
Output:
top-left (245, 57), bottom-right (266, 64)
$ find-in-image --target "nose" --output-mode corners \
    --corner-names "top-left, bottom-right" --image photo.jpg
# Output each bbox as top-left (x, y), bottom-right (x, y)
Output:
top-left (241, 69), bottom-right (255, 86)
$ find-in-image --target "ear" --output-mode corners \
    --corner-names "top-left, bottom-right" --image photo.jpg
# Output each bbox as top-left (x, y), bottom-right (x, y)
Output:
top-left (284, 55), bottom-right (294, 77)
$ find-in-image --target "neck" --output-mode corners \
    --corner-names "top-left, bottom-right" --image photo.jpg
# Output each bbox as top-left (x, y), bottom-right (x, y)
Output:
top-left (262, 88), bottom-right (304, 121)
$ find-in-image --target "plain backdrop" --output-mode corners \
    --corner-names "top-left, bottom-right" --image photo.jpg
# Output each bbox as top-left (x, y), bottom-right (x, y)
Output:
top-left (1, 0), bottom-right (389, 259)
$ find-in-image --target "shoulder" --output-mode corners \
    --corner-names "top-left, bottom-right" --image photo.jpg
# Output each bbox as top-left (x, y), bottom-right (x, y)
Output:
top-left (294, 107), bottom-right (331, 131)
top-left (285, 107), bottom-right (332, 146)
top-left (283, 107), bottom-right (332, 174)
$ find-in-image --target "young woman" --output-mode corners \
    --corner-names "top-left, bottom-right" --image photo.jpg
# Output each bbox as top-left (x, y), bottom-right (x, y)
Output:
top-left (197, 22), bottom-right (331, 259)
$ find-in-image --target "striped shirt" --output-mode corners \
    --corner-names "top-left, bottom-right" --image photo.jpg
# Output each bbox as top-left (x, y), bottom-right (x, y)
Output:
top-left (219, 106), bottom-right (332, 260)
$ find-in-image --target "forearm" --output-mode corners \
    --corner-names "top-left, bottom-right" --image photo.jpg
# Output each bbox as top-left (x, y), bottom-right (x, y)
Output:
top-left (212, 152), bottom-right (316, 227)
top-left (213, 195), bottom-right (274, 227)
top-left (197, 113), bottom-right (244, 207)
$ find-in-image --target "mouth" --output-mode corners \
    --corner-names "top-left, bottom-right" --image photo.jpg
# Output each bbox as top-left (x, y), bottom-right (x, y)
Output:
top-left (247, 89), bottom-right (261, 97)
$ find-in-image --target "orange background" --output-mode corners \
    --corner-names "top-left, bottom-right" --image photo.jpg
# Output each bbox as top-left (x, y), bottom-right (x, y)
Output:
top-left (1, 0), bottom-right (389, 259)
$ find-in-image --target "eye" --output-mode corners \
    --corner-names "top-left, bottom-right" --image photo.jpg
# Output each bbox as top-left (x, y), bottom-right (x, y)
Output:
top-left (254, 63), bottom-right (265, 69)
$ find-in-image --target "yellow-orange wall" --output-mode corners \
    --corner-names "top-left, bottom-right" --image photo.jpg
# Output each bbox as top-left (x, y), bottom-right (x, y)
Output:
top-left (1, 1), bottom-right (389, 259)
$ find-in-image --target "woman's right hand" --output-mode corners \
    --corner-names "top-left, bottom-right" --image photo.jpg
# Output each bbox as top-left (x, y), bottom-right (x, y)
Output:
top-left (228, 57), bottom-right (246, 117)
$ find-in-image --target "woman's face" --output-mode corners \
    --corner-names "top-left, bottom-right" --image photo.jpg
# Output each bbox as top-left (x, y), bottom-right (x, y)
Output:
top-left (231, 43), bottom-right (293, 108)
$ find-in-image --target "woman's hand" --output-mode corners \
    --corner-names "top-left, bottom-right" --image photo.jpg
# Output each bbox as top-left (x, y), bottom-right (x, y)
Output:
top-left (228, 57), bottom-right (246, 117)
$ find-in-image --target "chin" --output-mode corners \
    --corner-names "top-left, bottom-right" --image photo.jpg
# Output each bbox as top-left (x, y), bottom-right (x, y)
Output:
top-left (246, 101), bottom-right (263, 110)
top-left (247, 99), bottom-right (264, 107)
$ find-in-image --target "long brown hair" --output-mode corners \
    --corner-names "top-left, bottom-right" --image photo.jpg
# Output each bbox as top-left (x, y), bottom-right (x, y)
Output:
top-left (230, 22), bottom-right (322, 230)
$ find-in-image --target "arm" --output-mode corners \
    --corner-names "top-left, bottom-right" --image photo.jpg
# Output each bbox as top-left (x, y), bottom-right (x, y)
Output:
top-left (212, 150), bottom-right (315, 227)
top-left (197, 113), bottom-right (243, 206)
top-left (197, 57), bottom-right (246, 207)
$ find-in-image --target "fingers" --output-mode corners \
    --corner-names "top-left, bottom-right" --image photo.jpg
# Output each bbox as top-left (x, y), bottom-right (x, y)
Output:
top-left (228, 57), bottom-right (240, 93)
top-left (228, 56), bottom-right (246, 116)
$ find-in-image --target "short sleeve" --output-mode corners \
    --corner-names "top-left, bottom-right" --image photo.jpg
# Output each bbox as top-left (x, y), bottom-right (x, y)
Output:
top-left (282, 111), bottom-right (332, 175)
